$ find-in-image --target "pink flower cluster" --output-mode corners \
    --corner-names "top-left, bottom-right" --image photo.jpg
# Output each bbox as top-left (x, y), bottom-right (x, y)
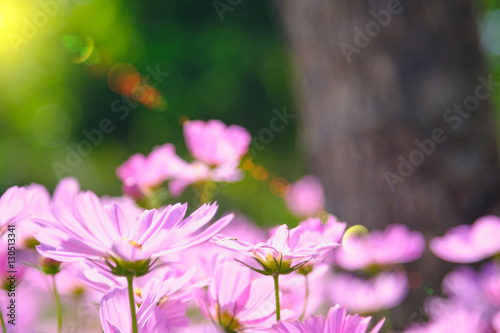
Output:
top-left (2, 119), bottom-right (494, 332)
top-left (404, 216), bottom-right (500, 332)
top-left (116, 120), bottom-right (251, 200)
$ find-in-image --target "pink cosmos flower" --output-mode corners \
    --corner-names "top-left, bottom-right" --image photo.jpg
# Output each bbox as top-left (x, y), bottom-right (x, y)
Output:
top-left (328, 271), bottom-right (409, 314)
top-left (198, 260), bottom-right (277, 331)
top-left (172, 214), bottom-right (268, 281)
top-left (294, 216), bottom-right (346, 267)
top-left (0, 186), bottom-right (26, 234)
top-left (100, 287), bottom-right (188, 333)
top-left (116, 143), bottom-right (188, 200)
top-left (35, 191), bottom-right (233, 276)
top-left (168, 120), bottom-right (251, 197)
top-left (167, 160), bottom-right (243, 197)
top-left (270, 305), bottom-right (385, 333)
top-left (78, 261), bottom-right (204, 306)
top-left (214, 224), bottom-right (339, 276)
top-left (405, 261), bottom-right (500, 332)
top-left (404, 305), bottom-right (490, 333)
top-left (184, 119), bottom-right (251, 166)
top-left (284, 176), bottom-right (325, 218)
top-left (430, 215), bottom-right (500, 263)
top-left (335, 224), bottom-right (425, 271)
top-left (17, 178), bottom-right (81, 246)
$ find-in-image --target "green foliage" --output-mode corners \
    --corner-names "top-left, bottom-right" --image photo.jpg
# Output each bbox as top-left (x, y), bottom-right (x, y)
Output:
top-left (0, 0), bottom-right (300, 227)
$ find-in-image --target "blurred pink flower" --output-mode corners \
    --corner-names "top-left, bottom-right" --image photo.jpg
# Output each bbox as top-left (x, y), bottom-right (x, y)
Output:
top-left (284, 175), bottom-right (325, 218)
top-left (430, 215), bottom-right (500, 263)
top-left (295, 216), bottom-right (346, 267)
top-left (405, 261), bottom-right (500, 332)
top-left (168, 120), bottom-right (251, 197)
top-left (35, 191), bottom-right (233, 276)
top-left (328, 271), bottom-right (408, 314)
top-left (184, 119), bottom-right (251, 166)
top-left (116, 143), bottom-right (188, 200)
top-left (198, 260), bottom-right (277, 331)
top-left (78, 261), bottom-right (204, 305)
top-left (404, 305), bottom-right (490, 333)
top-left (18, 178), bottom-right (81, 245)
top-left (270, 304), bottom-right (385, 333)
top-left (214, 224), bottom-right (339, 275)
top-left (335, 224), bottom-right (425, 271)
top-left (0, 186), bottom-right (26, 234)
top-left (280, 264), bottom-right (330, 320)
top-left (100, 287), bottom-right (188, 333)
top-left (167, 160), bottom-right (243, 197)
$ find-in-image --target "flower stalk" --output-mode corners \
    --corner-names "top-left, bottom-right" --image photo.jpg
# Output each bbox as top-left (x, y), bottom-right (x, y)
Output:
top-left (273, 274), bottom-right (281, 322)
top-left (52, 275), bottom-right (62, 333)
top-left (127, 275), bottom-right (139, 333)
top-left (299, 274), bottom-right (310, 321)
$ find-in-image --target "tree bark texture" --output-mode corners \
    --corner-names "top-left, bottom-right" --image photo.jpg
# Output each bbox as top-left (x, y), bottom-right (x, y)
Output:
top-left (276, 0), bottom-right (500, 328)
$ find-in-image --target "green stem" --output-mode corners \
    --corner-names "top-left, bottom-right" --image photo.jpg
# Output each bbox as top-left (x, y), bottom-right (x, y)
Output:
top-left (0, 308), bottom-right (6, 333)
top-left (127, 275), bottom-right (139, 333)
top-left (52, 275), bottom-right (62, 333)
top-left (299, 274), bottom-right (310, 321)
top-left (273, 275), bottom-right (281, 322)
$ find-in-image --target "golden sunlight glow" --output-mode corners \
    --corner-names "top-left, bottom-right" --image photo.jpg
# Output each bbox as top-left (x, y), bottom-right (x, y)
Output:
top-left (0, 2), bottom-right (27, 58)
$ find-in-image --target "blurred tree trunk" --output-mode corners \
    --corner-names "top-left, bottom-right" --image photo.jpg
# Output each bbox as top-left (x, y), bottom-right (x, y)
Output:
top-left (276, 0), bottom-right (500, 328)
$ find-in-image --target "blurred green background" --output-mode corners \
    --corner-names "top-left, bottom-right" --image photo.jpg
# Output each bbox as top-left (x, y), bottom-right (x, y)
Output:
top-left (0, 0), bottom-right (499, 226)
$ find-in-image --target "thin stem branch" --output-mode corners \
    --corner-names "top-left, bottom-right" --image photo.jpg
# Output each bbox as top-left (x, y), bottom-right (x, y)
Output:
top-left (127, 275), bottom-right (139, 333)
top-left (273, 275), bottom-right (281, 322)
top-left (299, 274), bottom-right (310, 321)
top-left (0, 308), bottom-right (7, 333)
top-left (52, 275), bottom-right (62, 333)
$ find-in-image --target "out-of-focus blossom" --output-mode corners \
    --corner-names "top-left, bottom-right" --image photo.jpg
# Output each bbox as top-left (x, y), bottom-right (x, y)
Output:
top-left (116, 143), bottom-right (187, 200)
top-left (214, 224), bottom-right (339, 276)
top-left (168, 160), bottom-right (242, 197)
top-left (18, 178), bottom-right (80, 246)
top-left (294, 216), bottom-right (346, 269)
top-left (198, 260), bottom-right (277, 331)
top-left (404, 305), bottom-right (490, 333)
top-left (169, 120), bottom-right (251, 197)
top-left (35, 191), bottom-right (233, 276)
top-left (184, 119), bottom-right (251, 166)
top-left (0, 186), bottom-right (26, 234)
top-left (284, 175), bottom-right (325, 218)
top-left (270, 304), bottom-right (385, 333)
top-left (280, 264), bottom-right (330, 319)
top-left (328, 271), bottom-right (408, 314)
top-left (177, 323), bottom-right (224, 333)
top-left (335, 224), bottom-right (425, 271)
top-left (405, 261), bottom-right (500, 333)
top-left (430, 215), bottom-right (500, 263)
top-left (174, 214), bottom-right (268, 281)
top-left (100, 287), bottom-right (188, 333)
top-left (78, 261), bottom-right (204, 305)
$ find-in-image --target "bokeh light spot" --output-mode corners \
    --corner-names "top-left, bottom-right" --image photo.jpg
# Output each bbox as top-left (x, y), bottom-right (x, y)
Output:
top-left (242, 159), bottom-right (254, 171)
top-left (342, 225), bottom-right (369, 254)
top-left (107, 63), bottom-right (141, 95)
top-left (151, 95), bottom-right (168, 111)
top-left (63, 35), bottom-right (84, 54)
top-left (252, 166), bottom-right (268, 181)
top-left (133, 84), bottom-right (156, 104)
top-left (270, 177), bottom-right (289, 197)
